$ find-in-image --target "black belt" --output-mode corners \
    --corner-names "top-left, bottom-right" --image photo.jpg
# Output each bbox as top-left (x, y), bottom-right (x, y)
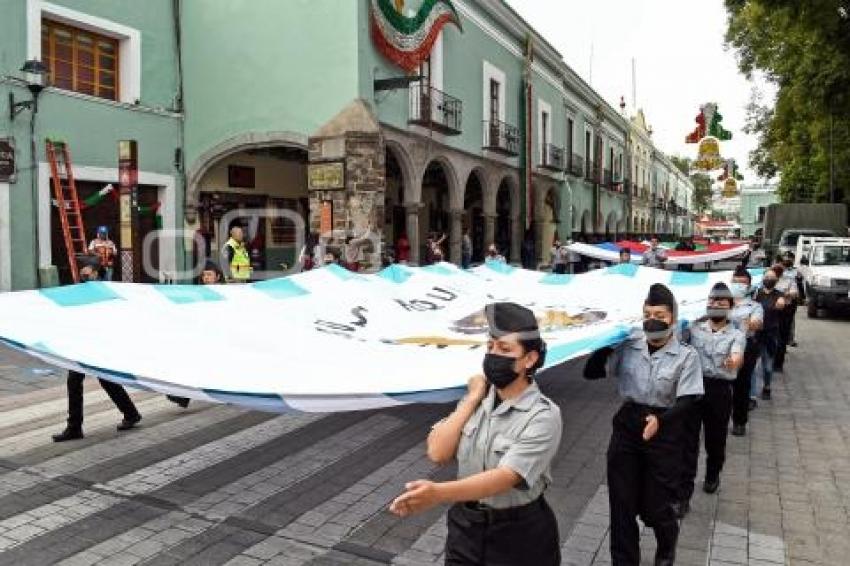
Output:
top-left (461, 496), bottom-right (546, 524)
top-left (622, 401), bottom-right (668, 415)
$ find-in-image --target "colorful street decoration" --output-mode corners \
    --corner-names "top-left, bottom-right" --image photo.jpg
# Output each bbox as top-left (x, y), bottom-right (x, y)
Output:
top-left (0, 262), bottom-right (759, 413)
top-left (370, 0), bottom-right (463, 72)
top-left (722, 177), bottom-right (739, 198)
top-left (694, 136), bottom-right (725, 171)
top-left (717, 158), bottom-right (744, 182)
top-left (685, 102), bottom-right (733, 143)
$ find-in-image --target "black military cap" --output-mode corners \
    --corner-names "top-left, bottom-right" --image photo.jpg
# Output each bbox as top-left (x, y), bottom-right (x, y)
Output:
top-left (709, 281), bottom-right (733, 301)
top-left (485, 302), bottom-right (540, 339)
top-left (645, 283), bottom-right (677, 318)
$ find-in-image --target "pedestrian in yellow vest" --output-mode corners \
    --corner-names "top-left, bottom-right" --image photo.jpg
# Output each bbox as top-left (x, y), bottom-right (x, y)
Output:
top-left (224, 226), bottom-right (252, 282)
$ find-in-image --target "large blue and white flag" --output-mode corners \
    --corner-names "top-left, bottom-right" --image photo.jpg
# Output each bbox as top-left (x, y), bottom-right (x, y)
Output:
top-left (0, 263), bottom-right (760, 413)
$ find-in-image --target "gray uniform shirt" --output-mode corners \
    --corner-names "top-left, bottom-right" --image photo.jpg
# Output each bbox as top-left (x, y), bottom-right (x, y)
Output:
top-left (609, 331), bottom-right (704, 407)
top-left (456, 382), bottom-right (562, 509)
top-left (689, 321), bottom-right (746, 381)
top-left (641, 248), bottom-right (668, 268)
top-left (730, 298), bottom-right (764, 339)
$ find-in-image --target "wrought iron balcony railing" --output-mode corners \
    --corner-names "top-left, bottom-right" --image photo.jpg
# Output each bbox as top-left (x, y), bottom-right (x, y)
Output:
top-left (541, 143), bottom-right (566, 171)
top-left (410, 85), bottom-right (462, 135)
top-left (482, 119), bottom-right (520, 156)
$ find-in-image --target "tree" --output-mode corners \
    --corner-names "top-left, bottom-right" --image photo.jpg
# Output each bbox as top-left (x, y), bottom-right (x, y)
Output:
top-left (725, 0), bottom-right (850, 205)
top-left (668, 155), bottom-right (713, 213)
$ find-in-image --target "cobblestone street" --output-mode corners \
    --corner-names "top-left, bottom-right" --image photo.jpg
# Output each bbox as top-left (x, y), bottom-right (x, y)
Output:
top-left (0, 311), bottom-right (848, 565)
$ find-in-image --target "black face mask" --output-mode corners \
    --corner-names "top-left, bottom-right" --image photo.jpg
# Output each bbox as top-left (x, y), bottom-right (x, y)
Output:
top-left (707, 308), bottom-right (730, 322)
top-left (483, 353), bottom-right (521, 389)
top-left (763, 278), bottom-right (777, 290)
top-left (643, 318), bottom-right (671, 342)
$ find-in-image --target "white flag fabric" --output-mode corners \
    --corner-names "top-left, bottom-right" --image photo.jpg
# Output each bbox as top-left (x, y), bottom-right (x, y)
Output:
top-left (0, 263), bottom-right (761, 413)
top-left (568, 242), bottom-right (750, 265)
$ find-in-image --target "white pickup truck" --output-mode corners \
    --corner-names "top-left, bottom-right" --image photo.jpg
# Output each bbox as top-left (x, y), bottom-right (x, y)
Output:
top-left (798, 237), bottom-right (850, 318)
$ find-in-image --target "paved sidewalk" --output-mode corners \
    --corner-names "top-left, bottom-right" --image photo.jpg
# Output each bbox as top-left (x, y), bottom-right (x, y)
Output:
top-left (0, 311), bottom-right (847, 565)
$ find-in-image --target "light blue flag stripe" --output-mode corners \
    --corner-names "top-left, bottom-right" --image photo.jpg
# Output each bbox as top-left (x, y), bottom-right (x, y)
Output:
top-left (483, 260), bottom-right (515, 275)
top-left (251, 278), bottom-right (310, 299)
top-left (154, 285), bottom-right (224, 304)
top-left (605, 263), bottom-right (638, 277)
top-left (377, 264), bottom-right (413, 284)
top-left (540, 273), bottom-right (575, 285)
top-left (40, 282), bottom-right (122, 307)
top-left (669, 271), bottom-right (709, 286)
top-left (204, 389), bottom-right (292, 412)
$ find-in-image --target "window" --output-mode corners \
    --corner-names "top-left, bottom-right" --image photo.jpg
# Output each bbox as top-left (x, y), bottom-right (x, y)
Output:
top-left (489, 79), bottom-right (500, 122)
top-left (566, 118), bottom-right (574, 157)
top-left (585, 130), bottom-right (591, 170)
top-left (542, 111), bottom-right (549, 146)
top-left (42, 19), bottom-right (119, 101)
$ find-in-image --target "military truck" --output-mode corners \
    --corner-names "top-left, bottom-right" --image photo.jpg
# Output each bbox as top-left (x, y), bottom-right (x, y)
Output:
top-left (761, 203), bottom-right (847, 265)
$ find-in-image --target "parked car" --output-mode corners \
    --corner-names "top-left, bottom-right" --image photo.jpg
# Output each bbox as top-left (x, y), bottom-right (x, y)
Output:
top-left (800, 238), bottom-right (850, 318)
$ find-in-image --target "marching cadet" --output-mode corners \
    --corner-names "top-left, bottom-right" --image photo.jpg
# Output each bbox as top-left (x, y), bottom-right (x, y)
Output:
top-left (773, 252), bottom-right (801, 371)
top-left (679, 283), bottom-right (745, 514)
top-left (390, 302), bottom-right (562, 566)
top-left (729, 266), bottom-right (764, 436)
top-left (641, 236), bottom-right (668, 268)
top-left (584, 284), bottom-right (703, 566)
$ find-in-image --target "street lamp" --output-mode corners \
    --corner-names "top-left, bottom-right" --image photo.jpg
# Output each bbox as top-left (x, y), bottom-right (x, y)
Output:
top-left (9, 59), bottom-right (48, 121)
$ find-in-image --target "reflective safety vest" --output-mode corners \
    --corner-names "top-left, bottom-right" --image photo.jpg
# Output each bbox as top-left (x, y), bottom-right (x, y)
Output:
top-left (226, 238), bottom-right (252, 281)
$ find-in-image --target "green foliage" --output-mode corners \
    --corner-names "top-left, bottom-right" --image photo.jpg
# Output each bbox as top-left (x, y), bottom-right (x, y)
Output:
top-left (668, 155), bottom-right (714, 213)
top-left (725, 0), bottom-right (850, 204)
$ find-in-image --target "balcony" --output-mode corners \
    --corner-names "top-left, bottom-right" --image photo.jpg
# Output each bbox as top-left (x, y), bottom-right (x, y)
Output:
top-left (409, 85), bottom-right (462, 135)
top-left (602, 169), bottom-right (613, 189)
top-left (541, 143), bottom-right (566, 171)
top-left (483, 119), bottom-right (520, 156)
top-left (568, 154), bottom-right (584, 178)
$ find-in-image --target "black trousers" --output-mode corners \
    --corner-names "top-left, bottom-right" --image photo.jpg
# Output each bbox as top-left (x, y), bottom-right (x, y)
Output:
top-left (681, 378), bottom-right (733, 501)
top-left (607, 403), bottom-right (681, 566)
top-left (66, 370), bottom-right (140, 430)
top-left (732, 339), bottom-right (760, 426)
top-left (553, 263), bottom-right (567, 274)
top-left (444, 497), bottom-right (560, 566)
top-left (774, 304), bottom-right (796, 371)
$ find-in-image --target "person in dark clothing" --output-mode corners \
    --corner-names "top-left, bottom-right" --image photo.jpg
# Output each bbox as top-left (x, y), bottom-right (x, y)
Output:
top-left (53, 258), bottom-right (142, 442)
top-left (584, 284), bottom-right (703, 566)
top-left (521, 229), bottom-right (536, 270)
top-left (754, 268), bottom-right (787, 400)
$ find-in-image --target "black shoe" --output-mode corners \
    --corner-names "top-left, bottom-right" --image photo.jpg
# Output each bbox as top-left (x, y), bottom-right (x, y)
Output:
top-left (761, 387), bottom-right (772, 400)
top-left (731, 424), bottom-right (746, 436)
top-left (654, 554), bottom-right (675, 566)
top-left (674, 499), bottom-right (690, 519)
top-left (748, 398), bottom-right (758, 411)
top-left (703, 477), bottom-right (721, 494)
top-left (52, 428), bottom-right (84, 442)
top-left (117, 414), bottom-right (141, 431)
top-left (790, 341), bottom-right (798, 347)
top-left (167, 395), bottom-right (190, 408)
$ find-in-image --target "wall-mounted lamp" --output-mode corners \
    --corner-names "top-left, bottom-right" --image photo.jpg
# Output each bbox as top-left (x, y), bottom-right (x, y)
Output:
top-left (9, 59), bottom-right (48, 121)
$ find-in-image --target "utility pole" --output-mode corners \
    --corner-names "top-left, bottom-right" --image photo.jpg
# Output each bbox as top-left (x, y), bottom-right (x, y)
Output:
top-left (829, 112), bottom-right (835, 203)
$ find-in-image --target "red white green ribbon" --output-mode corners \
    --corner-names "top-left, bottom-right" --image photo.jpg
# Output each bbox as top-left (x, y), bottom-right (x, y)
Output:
top-left (370, 0), bottom-right (462, 72)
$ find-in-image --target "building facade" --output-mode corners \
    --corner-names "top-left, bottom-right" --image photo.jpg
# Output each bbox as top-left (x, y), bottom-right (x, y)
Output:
top-left (1, 0), bottom-right (697, 291)
top-left (739, 184), bottom-right (778, 238)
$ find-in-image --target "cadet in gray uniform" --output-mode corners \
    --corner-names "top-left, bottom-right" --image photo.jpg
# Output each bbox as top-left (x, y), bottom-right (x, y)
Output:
top-left (584, 284), bottom-right (703, 566)
top-left (390, 302), bottom-right (562, 566)
top-left (679, 282), bottom-right (745, 513)
top-left (641, 236), bottom-right (668, 268)
top-left (729, 266), bottom-right (763, 436)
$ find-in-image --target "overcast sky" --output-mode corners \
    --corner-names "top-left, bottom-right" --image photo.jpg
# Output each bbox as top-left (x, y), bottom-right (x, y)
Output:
top-left (504, 0), bottom-right (774, 185)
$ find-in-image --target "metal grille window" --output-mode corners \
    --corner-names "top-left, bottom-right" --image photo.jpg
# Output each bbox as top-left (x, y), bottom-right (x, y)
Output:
top-left (42, 19), bottom-right (119, 101)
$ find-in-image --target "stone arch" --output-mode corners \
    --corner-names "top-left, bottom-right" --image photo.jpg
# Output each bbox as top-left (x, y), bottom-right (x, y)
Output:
top-left (485, 171), bottom-right (521, 216)
top-left (580, 209), bottom-right (593, 236)
top-left (605, 211), bottom-right (619, 241)
top-left (462, 167), bottom-right (488, 263)
top-left (536, 184), bottom-right (561, 264)
top-left (420, 155), bottom-right (461, 210)
top-left (185, 131), bottom-right (308, 220)
top-left (385, 139), bottom-right (417, 204)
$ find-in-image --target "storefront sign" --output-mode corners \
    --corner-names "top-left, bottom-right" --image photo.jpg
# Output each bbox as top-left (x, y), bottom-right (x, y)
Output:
top-left (308, 161), bottom-right (345, 191)
top-left (0, 138), bottom-right (15, 183)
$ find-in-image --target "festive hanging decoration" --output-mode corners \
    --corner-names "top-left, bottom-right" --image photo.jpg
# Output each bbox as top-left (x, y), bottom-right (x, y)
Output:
top-left (685, 103), bottom-right (732, 143)
top-left (717, 159), bottom-right (744, 182)
top-left (694, 137), bottom-right (725, 171)
top-left (51, 184), bottom-right (117, 210)
top-left (722, 177), bottom-right (739, 198)
top-left (370, 0), bottom-right (463, 72)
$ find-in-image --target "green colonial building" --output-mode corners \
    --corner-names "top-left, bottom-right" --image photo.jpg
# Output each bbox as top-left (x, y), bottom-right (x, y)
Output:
top-left (1, 0), bottom-right (695, 291)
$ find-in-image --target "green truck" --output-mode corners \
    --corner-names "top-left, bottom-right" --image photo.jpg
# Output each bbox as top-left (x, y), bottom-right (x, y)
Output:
top-left (761, 203), bottom-right (848, 265)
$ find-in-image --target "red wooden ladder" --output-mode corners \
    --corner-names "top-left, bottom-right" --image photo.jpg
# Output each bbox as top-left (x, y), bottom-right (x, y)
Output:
top-left (46, 140), bottom-right (87, 283)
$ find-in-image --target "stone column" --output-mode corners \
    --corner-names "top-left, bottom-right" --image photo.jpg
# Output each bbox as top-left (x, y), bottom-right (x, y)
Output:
top-left (534, 218), bottom-right (546, 265)
top-left (483, 214), bottom-right (496, 249)
top-left (449, 208), bottom-right (463, 265)
top-left (405, 202), bottom-right (422, 266)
